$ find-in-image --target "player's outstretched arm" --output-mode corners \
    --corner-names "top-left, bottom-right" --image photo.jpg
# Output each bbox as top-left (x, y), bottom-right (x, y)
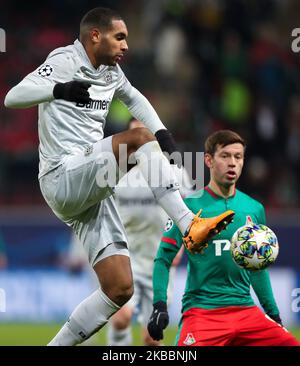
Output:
top-left (4, 51), bottom-right (90, 109)
top-left (250, 270), bottom-right (282, 324)
top-left (4, 78), bottom-right (91, 109)
top-left (116, 81), bottom-right (178, 156)
top-left (4, 79), bottom-right (56, 109)
top-left (147, 245), bottom-right (178, 341)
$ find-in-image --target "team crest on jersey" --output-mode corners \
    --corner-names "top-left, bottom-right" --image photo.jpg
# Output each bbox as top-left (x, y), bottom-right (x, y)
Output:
top-left (246, 216), bottom-right (253, 225)
top-left (38, 64), bottom-right (53, 77)
top-left (84, 145), bottom-right (93, 156)
top-left (104, 72), bottom-right (112, 84)
top-left (183, 333), bottom-right (196, 345)
top-left (164, 218), bottom-right (173, 232)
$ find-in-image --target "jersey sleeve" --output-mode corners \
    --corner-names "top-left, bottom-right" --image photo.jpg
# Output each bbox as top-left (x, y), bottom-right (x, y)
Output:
top-left (114, 65), bottom-right (132, 97)
top-left (250, 270), bottom-right (280, 317)
top-left (26, 49), bottom-right (76, 85)
top-left (4, 51), bottom-right (75, 108)
top-left (256, 203), bottom-right (266, 225)
top-left (152, 218), bottom-right (182, 304)
top-left (114, 66), bottom-right (166, 134)
top-left (250, 201), bottom-right (279, 315)
top-left (160, 218), bottom-right (183, 251)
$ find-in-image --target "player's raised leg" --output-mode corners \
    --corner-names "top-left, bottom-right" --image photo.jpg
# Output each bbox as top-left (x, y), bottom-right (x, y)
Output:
top-left (112, 127), bottom-right (234, 251)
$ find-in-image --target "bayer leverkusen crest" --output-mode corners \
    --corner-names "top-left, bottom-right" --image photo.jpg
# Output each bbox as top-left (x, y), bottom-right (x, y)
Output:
top-left (104, 72), bottom-right (112, 84)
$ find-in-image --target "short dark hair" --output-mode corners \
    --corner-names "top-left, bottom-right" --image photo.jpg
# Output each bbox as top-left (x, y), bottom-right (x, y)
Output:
top-left (205, 130), bottom-right (246, 155)
top-left (80, 7), bottom-right (123, 33)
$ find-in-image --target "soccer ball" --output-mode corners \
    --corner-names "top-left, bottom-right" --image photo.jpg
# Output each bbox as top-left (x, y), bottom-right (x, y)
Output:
top-left (230, 223), bottom-right (279, 271)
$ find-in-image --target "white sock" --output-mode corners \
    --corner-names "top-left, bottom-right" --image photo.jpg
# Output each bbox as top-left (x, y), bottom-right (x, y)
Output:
top-left (107, 322), bottom-right (132, 346)
top-left (157, 194), bottom-right (194, 234)
top-left (47, 288), bottom-right (120, 346)
top-left (134, 141), bottom-right (194, 234)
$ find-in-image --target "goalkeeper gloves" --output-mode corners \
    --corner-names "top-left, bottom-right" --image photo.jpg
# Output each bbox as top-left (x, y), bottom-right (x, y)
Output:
top-left (53, 81), bottom-right (91, 103)
top-left (147, 301), bottom-right (169, 341)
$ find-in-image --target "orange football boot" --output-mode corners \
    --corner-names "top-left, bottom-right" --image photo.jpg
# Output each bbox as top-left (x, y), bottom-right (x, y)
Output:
top-left (183, 210), bottom-right (235, 253)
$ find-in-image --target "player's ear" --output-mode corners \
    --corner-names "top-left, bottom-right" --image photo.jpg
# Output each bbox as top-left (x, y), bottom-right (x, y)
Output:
top-left (90, 28), bottom-right (101, 43)
top-left (204, 153), bottom-right (213, 169)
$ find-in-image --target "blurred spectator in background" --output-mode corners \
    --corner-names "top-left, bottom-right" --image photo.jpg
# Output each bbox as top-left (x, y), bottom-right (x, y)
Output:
top-left (0, 0), bottom-right (300, 208)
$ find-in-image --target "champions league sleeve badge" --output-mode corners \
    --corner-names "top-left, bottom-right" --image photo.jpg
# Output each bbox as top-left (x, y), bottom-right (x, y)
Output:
top-left (164, 218), bottom-right (174, 232)
top-left (38, 64), bottom-right (53, 77)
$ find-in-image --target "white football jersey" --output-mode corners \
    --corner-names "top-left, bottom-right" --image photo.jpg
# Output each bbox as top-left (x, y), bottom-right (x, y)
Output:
top-left (114, 166), bottom-right (193, 276)
top-left (22, 40), bottom-right (132, 177)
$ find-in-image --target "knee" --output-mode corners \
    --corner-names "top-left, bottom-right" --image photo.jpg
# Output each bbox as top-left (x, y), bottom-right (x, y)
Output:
top-left (129, 128), bottom-right (155, 151)
top-left (115, 285), bottom-right (134, 307)
top-left (104, 282), bottom-right (134, 307)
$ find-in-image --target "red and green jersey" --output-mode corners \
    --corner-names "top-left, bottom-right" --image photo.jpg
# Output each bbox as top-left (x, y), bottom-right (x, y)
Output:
top-left (153, 187), bottom-right (279, 317)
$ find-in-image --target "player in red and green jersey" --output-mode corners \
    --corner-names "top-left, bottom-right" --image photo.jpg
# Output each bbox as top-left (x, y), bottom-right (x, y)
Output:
top-left (147, 130), bottom-right (300, 346)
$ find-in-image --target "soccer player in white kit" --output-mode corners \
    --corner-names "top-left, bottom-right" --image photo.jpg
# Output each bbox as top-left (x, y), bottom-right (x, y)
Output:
top-left (108, 119), bottom-right (191, 346)
top-left (4, 7), bottom-right (234, 346)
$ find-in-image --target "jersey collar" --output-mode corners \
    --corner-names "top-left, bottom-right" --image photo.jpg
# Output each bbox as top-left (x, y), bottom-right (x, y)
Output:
top-left (73, 39), bottom-right (106, 76)
top-left (204, 185), bottom-right (236, 199)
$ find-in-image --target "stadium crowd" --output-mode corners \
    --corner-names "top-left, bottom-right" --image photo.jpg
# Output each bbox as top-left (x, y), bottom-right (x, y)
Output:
top-left (0, 0), bottom-right (299, 208)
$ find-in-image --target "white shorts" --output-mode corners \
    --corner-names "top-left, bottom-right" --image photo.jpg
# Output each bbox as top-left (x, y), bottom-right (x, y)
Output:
top-left (39, 136), bottom-right (128, 266)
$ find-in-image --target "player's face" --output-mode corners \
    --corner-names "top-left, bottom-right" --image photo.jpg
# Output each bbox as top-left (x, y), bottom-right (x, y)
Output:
top-left (206, 143), bottom-right (244, 188)
top-left (95, 20), bottom-right (128, 66)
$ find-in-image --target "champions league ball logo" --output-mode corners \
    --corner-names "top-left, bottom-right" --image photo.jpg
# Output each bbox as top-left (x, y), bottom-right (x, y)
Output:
top-left (38, 64), bottom-right (53, 77)
top-left (164, 218), bottom-right (173, 232)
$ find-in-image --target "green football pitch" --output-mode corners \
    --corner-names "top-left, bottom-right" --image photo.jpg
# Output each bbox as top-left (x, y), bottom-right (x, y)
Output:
top-left (0, 323), bottom-right (299, 346)
top-left (0, 323), bottom-right (178, 346)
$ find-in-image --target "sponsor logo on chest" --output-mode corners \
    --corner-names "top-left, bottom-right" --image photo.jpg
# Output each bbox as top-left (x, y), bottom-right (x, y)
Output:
top-left (76, 99), bottom-right (110, 110)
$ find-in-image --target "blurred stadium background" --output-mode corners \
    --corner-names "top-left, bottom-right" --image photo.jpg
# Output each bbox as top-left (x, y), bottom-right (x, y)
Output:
top-left (0, 0), bottom-right (300, 345)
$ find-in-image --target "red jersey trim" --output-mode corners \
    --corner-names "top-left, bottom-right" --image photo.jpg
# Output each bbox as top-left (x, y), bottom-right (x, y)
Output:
top-left (204, 186), bottom-right (218, 198)
top-left (205, 186), bottom-right (236, 198)
top-left (161, 237), bottom-right (177, 246)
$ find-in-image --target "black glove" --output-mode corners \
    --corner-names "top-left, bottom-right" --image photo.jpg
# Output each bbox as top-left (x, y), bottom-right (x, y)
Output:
top-left (268, 313), bottom-right (283, 326)
top-left (155, 129), bottom-right (181, 165)
top-left (147, 301), bottom-right (169, 341)
top-left (53, 81), bottom-right (91, 103)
